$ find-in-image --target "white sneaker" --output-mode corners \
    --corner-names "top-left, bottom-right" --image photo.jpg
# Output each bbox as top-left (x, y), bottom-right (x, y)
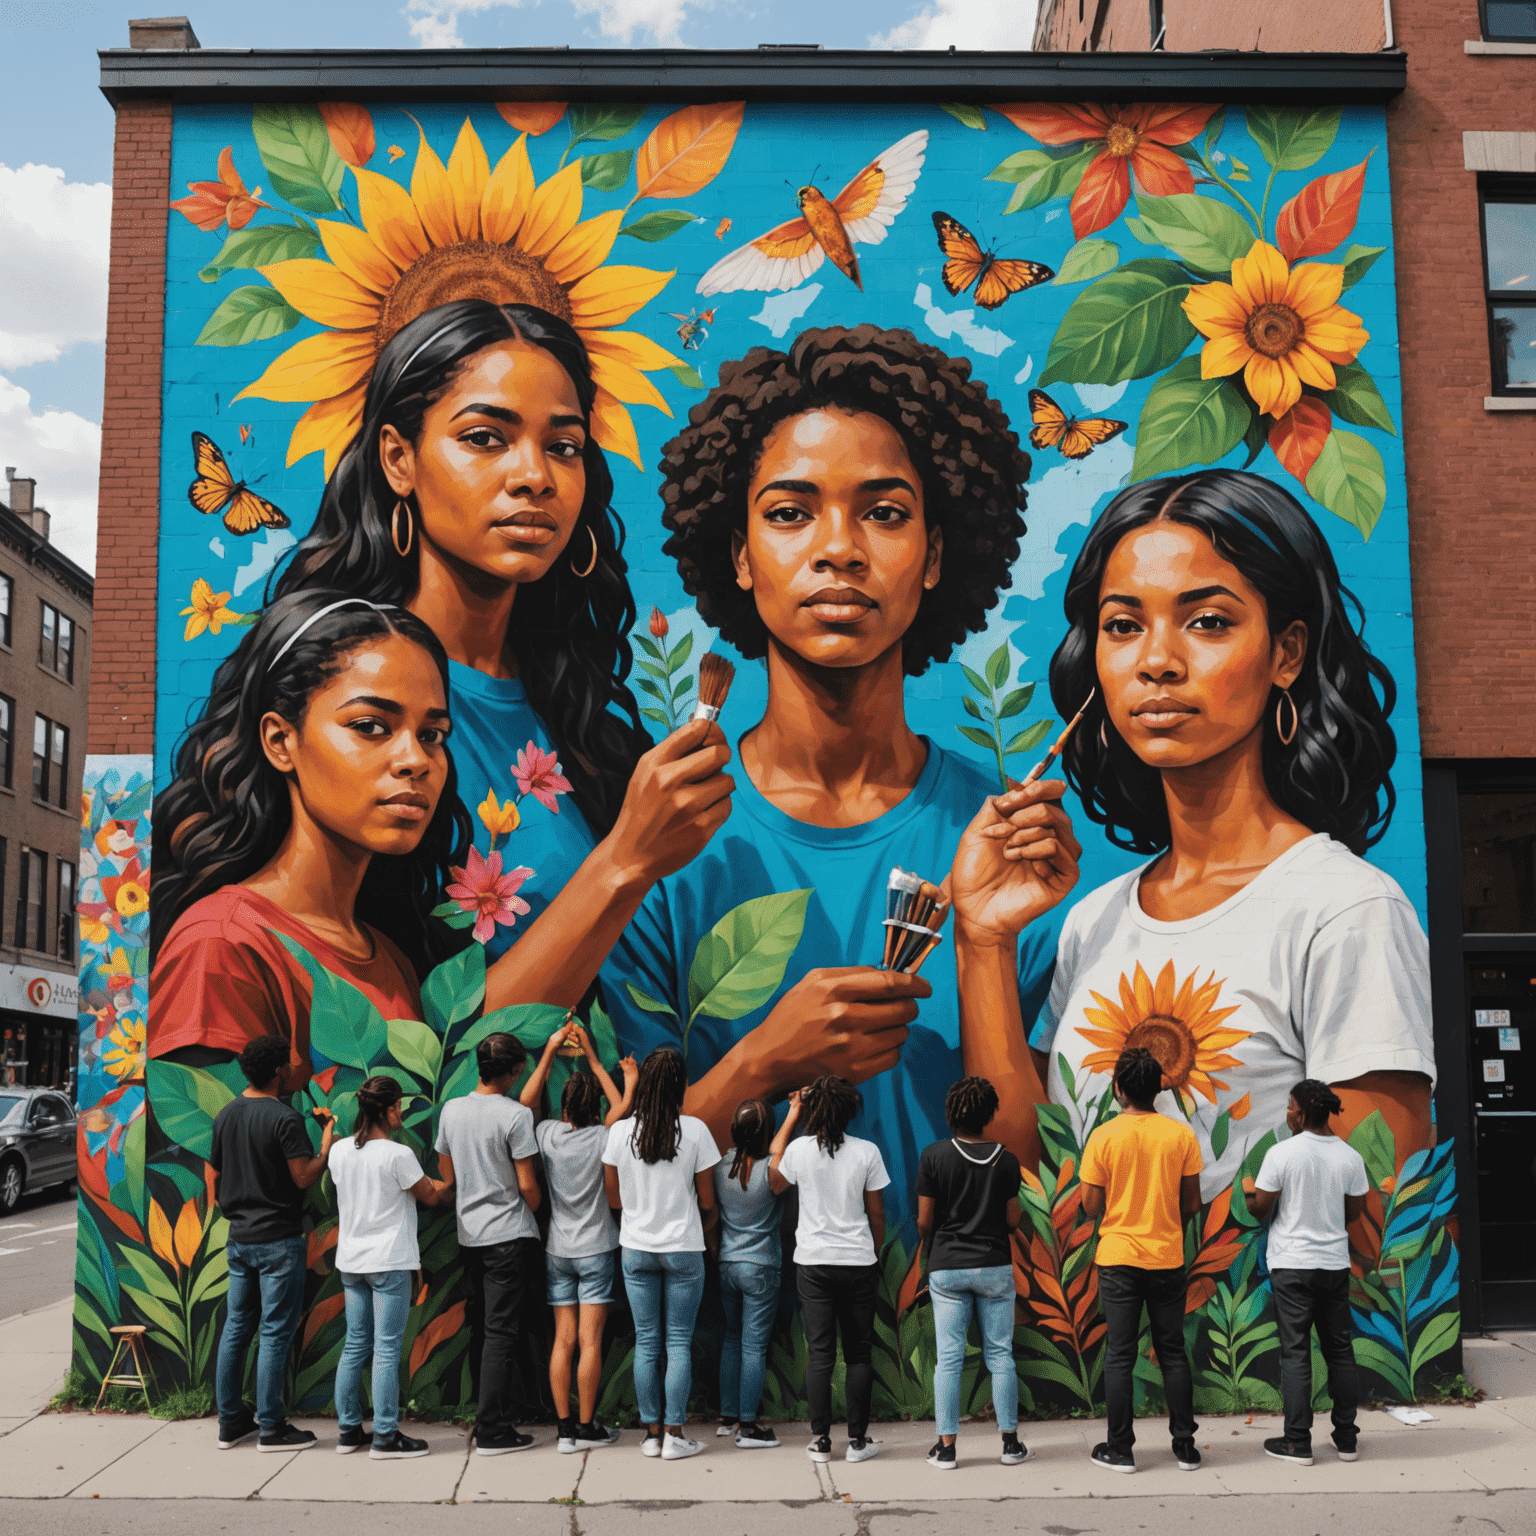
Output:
top-left (641, 1433), bottom-right (663, 1457)
top-left (845, 1437), bottom-right (881, 1463)
top-left (662, 1432), bottom-right (702, 1460)
top-left (716, 1419), bottom-right (737, 1438)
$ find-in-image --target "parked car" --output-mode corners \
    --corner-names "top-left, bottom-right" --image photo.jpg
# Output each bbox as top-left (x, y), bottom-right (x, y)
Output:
top-left (0, 1088), bottom-right (78, 1213)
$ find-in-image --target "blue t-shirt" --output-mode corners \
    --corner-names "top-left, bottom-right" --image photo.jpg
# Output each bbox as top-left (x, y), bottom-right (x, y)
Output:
top-left (713, 1155), bottom-right (783, 1267)
top-left (604, 737), bottom-right (1057, 1236)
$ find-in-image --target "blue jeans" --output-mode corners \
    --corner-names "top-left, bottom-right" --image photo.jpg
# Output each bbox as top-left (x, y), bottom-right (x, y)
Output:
top-left (335, 1269), bottom-right (413, 1439)
top-left (929, 1264), bottom-right (1018, 1436)
top-left (719, 1260), bottom-right (779, 1423)
top-left (621, 1247), bottom-right (705, 1428)
top-left (217, 1235), bottom-right (307, 1430)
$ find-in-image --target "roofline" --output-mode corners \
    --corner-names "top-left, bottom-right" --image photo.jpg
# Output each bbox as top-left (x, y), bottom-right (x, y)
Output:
top-left (98, 46), bottom-right (1408, 107)
top-left (0, 503), bottom-right (95, 604)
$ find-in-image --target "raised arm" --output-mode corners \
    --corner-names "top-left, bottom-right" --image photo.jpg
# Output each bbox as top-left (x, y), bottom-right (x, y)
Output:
top-left (604, 1055), bottom-right (639, 1128)
top-left (519, 1022), bottom-right (574, 1116)
top-left (767, 1090), bottom-right (803, 1196)
top-left (568, 1025), bottom-right (630, 1123)
top-left (286, 1109), bottom-right (335, 1191)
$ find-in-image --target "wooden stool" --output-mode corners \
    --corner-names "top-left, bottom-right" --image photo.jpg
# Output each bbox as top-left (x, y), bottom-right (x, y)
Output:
top-left (94, 1325), bottom-right (156, 1411)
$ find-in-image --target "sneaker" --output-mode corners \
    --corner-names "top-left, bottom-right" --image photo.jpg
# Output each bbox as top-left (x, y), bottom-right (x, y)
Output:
top-left (336, 1424), bottom-right (373, 1455)
top-left (734, 1422), bottom-right (780, 1449)
top-left (557, 1418), bottom-right (579, 1454)
top-left (1264, 1437), bottom-right (1314, 1466)
top-left (1333, 1430), bottom-right (1359, 1463)
top-left (1174, 1438), bottom-right (1202, 1471)
top-left (845, 1437), bottom-right (880, 1463)
top-left (370, 1430), bottom-right (430, 1460)
top-left (716, 1417), bottom-right (738, 1438)
top-left (662, 1432), bottom-right (702, 1460)
top-left (642, 1432), bottom-right (664, 1458)
top-left (217, 1410), bottom-right (258, 1450)
top-left (806, 1435), bottom-right (833, 1464)
top-left (999, 1432), bottom-right (1030, 1466)
top-left (926, 1441), bottom-right (956, 1470)
top-left (475, 1429), bottom-right (536, 1456)
top-left (258, 1422), bottom-right (317, 1453)
top-left (1090, 1442), bottom-right (1136, 1474)
top-left (575, 1421), bottom-right (621, 1450)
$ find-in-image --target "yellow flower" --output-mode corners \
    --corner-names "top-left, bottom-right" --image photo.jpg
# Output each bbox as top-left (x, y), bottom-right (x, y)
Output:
top-left (477, 788), bottom-right (521, 840)
top-left (148, 1198), bottom-right (177, 1268)
top-left (114, 881), bottom-right (149, 918)
top-left (180, 578), bottom-right (241, 641)
top-left (103, 1014), bottom-right (147, 1082)
top-left (1078, 960), bottom-right (1250, 1112)
top-left (79, 912), bottom-right (112, 945)
top-left (1181, 240), bottom-right (1369, 419)
top-left (233, 119), bottom-right (682, 473)
top-left (174, 1199), bottom-right (205, 1267)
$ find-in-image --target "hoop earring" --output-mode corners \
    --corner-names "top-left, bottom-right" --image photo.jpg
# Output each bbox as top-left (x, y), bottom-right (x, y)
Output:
top-left (570, 525), bottom-right (598, 579)
top-left (1275, 688), bottom-right (1299, 747)
top-left (1099, 720), bottom-right (1108, 750)
top-left (391, 499), bottom-right (414, 559)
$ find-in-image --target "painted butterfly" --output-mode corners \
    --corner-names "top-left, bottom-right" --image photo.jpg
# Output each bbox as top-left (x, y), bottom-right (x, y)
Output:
top-left (931, 212), bottom-right (1054, 311)
top-left (1028, 390), bottom-right (1128, 461)
top-left (188, 432), bottom-right (290, 536)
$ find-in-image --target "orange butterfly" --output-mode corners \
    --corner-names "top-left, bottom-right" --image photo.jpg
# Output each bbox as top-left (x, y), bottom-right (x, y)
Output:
top-left (697, 131), bottom-right (927, 295)
top-left (932, 213), bottom-right (1054, 311)
top-left (1028, 391), bottom-right (1127, 461)
top-left (188, 432), bottom-right (290, 536)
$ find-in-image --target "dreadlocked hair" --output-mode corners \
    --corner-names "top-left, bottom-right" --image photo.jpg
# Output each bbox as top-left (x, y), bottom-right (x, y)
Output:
top-left (561, 1069), bottom-right (605, 1130)
top-left (354, 1075), bottom-right (403, 1148)
top-left (1292, 1078), bottom-right (1344, 1130)
top-left (1114, 1047), bottom-right (1163, 1110)
top-left (728, 1099), bottom-right (774, 1189)
top-left (944, 1076), bottom-right (1000, 1137)
top-left (801, 1075), bottom-right (862, 1156)
top-left (631, 1047), bottom-right (688, 1164)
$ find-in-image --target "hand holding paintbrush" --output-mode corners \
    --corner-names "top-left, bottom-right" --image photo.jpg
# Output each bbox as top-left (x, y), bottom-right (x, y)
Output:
top-left (689, 652), bottom-right (735, 747)
top-left (976, 692), bottom-right (1092, 868)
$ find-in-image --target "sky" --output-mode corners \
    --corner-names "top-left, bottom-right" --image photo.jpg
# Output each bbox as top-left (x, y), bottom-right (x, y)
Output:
top-left (0, 0), bottom-right (1040, 573)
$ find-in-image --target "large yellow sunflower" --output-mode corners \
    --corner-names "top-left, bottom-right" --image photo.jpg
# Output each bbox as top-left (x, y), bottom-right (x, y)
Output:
top-left (103, 1014), bottom-right (147, 1082)
top-left (234, 120), bottom-right (682, 474)
top-left (1079, 960), bottom-right (1250, 1112)
top-left (1182, 240), bottom-right (1368, 421)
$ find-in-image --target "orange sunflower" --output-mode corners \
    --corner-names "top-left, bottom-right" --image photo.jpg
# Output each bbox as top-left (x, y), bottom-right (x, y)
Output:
top-left (1079, 960), bottom-right (1249, 1112)
top-left (234, 120), bottom-right (682, 474)
top-left (1182, 240), bottom-right (1369, 420)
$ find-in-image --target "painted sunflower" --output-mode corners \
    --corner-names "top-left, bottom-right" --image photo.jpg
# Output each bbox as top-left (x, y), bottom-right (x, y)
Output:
top-left (234, 120), bottom-right (682, 474)
top-left (1078, 960), bottom-right (1249, 1112)
top-left (102, 1013), bottom-right (147, 1082)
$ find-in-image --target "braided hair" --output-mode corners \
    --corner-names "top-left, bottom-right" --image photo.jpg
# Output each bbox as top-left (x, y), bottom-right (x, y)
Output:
top-left (631, 1048), bottom-right (688, 1164)
top-left (354, 1075), bottom-right (403, 1148)
top-left (1291, 1078), bottom-right (1344, 1130)
top-left (943, 1076), bottom-right (1000, 1137)
top-left (728, 1098), bottom-right (774, 1189)
top-left (561, 1069), bottom-right (605, 1130)
top-left (800, 1075), bottom-right (862, 1156)
top-left (1113, 1048), bottom-right (1163, 1111)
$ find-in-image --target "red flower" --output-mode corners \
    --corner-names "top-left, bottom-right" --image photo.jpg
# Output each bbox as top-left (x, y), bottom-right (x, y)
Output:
top-left (445, 846), bottom-right (533, 944)
top-left (170, 147), bottom-right (271, 233)
top-left (513, 743), bottom-right (573, 814)
top-left (990, 102), bottom-right (1221, 240)
top-left (649, 606), bottom-right (669, 640)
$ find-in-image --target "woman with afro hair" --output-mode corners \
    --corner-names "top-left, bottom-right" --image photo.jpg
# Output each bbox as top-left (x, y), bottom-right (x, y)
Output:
top-left (603, 325), bottom-right (1070, 1232)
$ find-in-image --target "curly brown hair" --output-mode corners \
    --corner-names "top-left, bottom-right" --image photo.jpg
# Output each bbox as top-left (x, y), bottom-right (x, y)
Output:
top-left (658, 325), bottom-right (1031, 675)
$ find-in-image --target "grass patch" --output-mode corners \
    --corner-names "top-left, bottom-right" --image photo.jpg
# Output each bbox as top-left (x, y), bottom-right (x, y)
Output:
top-left (1416, 1373), bottom-right (1483, 1407)
top-left (47, 1370), bottom-right (212, 1419)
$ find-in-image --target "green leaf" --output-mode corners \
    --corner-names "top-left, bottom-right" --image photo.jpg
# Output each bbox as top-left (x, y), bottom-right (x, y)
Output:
top-left (385, 1017), bottom-right (443, 1086)
top-left (640, 707), bottom-right (672, 728)
top-left (1409, 1308), bottom-right (1460, 1379)
top-left (960, 664), bottom-right (991, 696)
top-left (1129, 355), bottom-right (1253, 482)
top-left (1228, 156), bottom-right (1252, 182)
top-left (669, 361), bottom-right (705, 389)
top-left (687, 889), bottom-right (812, 1023)
top-left (421, 942), bottom-right (487, 1037)
top-left (1003, 720), bottom-right (1053, 755)
top-left (1242, 409), bottom-right (1267, 468)
top-left (1123, 215), bottom-right (1158, 247)
top-left (985, 642), bottom-right (1011, 691)
top-left (251, 104), bottom-right (346, 213)
top-left (667, 630), bottom-right (695, 670)
top-left (940, 103), bottom-right (988, 131)
top-left (273, 932), bottom-right (390, 1069)
top-left (1052, 238), bottom-right (1120, 286)
top-left (620, 209), bottom-right (697, 242)
top-left (1131, 192), bottom-right (1255, 275)
top-left (1244, 106), bottom-right (1340, 172)
top-left (1339, 243), bottom-right (1386, 293)
top-left (1321, 362), bottom-right (1397, 436)
top-left (198, 222), bottom-right (321, 283)
top-left (956, 725), bottom-right (996, 751)
top-left (123, 1111), bottom-right (147, 1223)
top-left (989, 144), bottom-right (1098, 215)
top-left (193, 285), bottom-right (301, 347)
top-left (453, 1003), bottom-right (569, 1063)
top-left (568, 103), bottom-right (648, 145)
top-left (1040, 259), bottom-right (1197, 387)
top-left (625, 982), bottom-right (678, 1018)
top-left (961, 694), bottom-right (986, 721)
top-left (1204, 109), bottom-right (1226, 158)
top-left (1351, 1336), bottom-right (1412, 1399)
top-left (997, 682), bottom-right (1037, 719)
top-left (580, 150), bottom-right (633, 192)
top-left (1347, 1109), bottom-right (1397, 1190)
top-left (148, 1061), bottom-right (237, 1161)
top-left (1305, 428), bottom-right (1387, 540)
top-left (1210, 1110), bottom-right (1231, 1160)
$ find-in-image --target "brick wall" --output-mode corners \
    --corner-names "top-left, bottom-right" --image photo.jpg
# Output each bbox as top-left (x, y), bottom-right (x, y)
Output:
top-left (91, 100), bottom-right (170, 756)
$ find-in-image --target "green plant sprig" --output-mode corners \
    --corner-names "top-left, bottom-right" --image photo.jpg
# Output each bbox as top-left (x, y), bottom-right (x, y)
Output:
top-left (956, 642), bottom-right (1053, 792)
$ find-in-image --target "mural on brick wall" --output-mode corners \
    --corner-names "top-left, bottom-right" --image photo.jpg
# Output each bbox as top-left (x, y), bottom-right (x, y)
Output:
top-left (73, 96), bottom-right (1456, 1423)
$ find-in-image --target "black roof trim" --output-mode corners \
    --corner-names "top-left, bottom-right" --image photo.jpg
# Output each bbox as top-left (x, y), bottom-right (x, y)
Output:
top-left (0, 504), bottom-right (95, 604)
top-left (99, 47), bottom-right (1407, 107)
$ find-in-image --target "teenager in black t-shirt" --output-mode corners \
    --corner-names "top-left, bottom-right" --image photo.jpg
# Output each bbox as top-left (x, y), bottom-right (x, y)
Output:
top-left (915, 1076), bottom-right (1026, 1471)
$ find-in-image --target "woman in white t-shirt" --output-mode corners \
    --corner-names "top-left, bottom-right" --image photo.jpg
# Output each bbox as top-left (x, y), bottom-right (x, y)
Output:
top-left (948, 469), bottom-right (1434, 1190)
top-left (329, 1075), bottom-right (448, 1461)
top-left (768, 1075), bottom-right (890, 1466)
top-left (602, 1047), bottom-right (720, 1461)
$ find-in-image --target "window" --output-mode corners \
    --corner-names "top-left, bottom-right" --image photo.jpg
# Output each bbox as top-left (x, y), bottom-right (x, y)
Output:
top-left (1481, 1), bottom-right (1536, 40)
top-left (38, 601), bottom-right (74, 681)
top-left (1481, 179), bottom-right (1536, 395)
top-left (0, 693), bottom-right (12, 789)
top-left (56, 860), bottom-right (75, 963)
top-left (0, 571), bottom-right (11, 647)
top-left (32, 714), bottom-right (68, 809)
top-left (15, 847), bottom-right (46, 952)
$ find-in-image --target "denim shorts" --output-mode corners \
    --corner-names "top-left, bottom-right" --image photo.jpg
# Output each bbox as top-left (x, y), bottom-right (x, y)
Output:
top-left (547, 1249), bottom-right (616, 1306)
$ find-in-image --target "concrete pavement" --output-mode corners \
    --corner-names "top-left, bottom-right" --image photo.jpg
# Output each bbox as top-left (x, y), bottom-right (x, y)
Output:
top-left (0, 1184), bottom-right (79, 1321)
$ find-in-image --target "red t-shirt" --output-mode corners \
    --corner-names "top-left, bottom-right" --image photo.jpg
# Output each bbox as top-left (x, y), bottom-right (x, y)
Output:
top-left (150, 887), bottom-right (424, 1089)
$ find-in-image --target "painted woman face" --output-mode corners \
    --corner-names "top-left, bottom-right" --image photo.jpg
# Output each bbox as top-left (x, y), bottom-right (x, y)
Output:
top-left (733, 408), bottom-right (941, 670)
top-left (380, 339), bottom-right (588, 587)
top-left (1095, 519), bottom-right (1306, 773)
top-left (261, 635), bottom-right (452, 859)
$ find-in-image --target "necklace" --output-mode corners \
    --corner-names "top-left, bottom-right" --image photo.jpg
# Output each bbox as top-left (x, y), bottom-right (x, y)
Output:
top-left (950, 1138), bottom-right (1002, 1166)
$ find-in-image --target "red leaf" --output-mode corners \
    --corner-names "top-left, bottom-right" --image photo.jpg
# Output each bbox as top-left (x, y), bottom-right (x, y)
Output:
top-left (1275, 155), bottom-right (1371, 261)
top-left (318, 102), bottom-right (375, 168)
top-left (410, 1300), bottom-right (467, 1377)
top-left (1069, 152), bottom-right (1130, 239)
top-left (1269, 399), bottom-right (1333, 485)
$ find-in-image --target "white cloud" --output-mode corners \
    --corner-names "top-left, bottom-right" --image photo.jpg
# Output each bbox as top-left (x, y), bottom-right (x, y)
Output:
top-left (870, 0), bottom-right (1040, 50)
top-left (405, 0), bottom-right (696, 46)
top-left (0, 375), bottom-right (100, 572)
top-left (913, 281), bottom-right (1015, 359)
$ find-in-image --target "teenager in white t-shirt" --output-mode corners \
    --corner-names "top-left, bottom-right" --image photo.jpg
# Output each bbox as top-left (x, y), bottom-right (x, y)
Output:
top-left (602, 1047), bottom-right (720, 1461)
top-left (769, 1075), bottom-right (890, 1466)
top-left (329, 1075), bottom-right (449, 1461)
top-left (943, 470), bottom-right (1434, 1188)
top-left (1247, 1079), bottom-right (1370, 1466)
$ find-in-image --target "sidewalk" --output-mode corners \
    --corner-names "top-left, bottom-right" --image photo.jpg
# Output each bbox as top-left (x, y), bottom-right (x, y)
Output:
top-left (3, 1295), bottom-right (1533, 1506)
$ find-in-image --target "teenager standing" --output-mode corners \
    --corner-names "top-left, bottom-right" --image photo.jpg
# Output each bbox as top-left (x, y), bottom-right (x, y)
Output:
top-left (1247, 1079), bottom-right (1369, 1465)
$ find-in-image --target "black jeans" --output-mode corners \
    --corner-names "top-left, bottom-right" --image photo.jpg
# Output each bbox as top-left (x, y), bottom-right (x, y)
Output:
top-left (1271, 1267), bottom-right (1359, 1449)
top-left (1098, 1264), bottom-right (1197, 1454)
top-left (797, 1262), bottom-right (880, 1439)
top-left (462, 1237), bottom-right (542, 1437)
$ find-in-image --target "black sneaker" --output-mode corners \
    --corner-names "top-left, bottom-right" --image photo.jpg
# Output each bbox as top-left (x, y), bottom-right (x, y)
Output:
top-left (926, 1440), bottom-right (956, 1470)
top-left (845, 1436), bottom-right (880, 1463)
top-left (557, 1418), bottom-right (579, 1454)
top-left (1264, 1437), bottom-right (1314, 1466)
top-left (1090, 1442), bottom-right (1136, 1474)
top-left (258, 1421), bottom-right (317, 1453)
top-left (575, 1420), bottom-right (622, 1450)
top-left (1174, 1438), bottom-right (1202, 1471)
top-left (336, 1424), bottom-right (373, 1455)
top-left (734, 1422), bottom-right (779, 1449)
top-left (217, 1409), bottom-right (258, 1450)
top-left (370, 1429), bottom-right (430, 1460)
top-left (1000, 1432), bottom-right (1029, 1466)
top-left (806, 1434), bottom-right (832, 1463)
top-left (1334, 1436), bottom-right (1359, 1462)
top-left (476, 1428), bottom-right (536, 1456)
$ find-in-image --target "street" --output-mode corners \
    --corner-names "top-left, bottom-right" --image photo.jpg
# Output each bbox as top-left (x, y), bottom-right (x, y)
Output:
top-left (0, 1185), bottom-right (78, 1321)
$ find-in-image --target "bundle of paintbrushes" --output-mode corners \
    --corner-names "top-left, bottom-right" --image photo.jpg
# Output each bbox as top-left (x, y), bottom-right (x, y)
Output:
top-left (881, 867), bottom-right (951, 975)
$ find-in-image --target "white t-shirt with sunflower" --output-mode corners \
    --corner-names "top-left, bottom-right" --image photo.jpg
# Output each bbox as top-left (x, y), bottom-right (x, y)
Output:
top-left (1037, 834), bottom-right (1434, 1198)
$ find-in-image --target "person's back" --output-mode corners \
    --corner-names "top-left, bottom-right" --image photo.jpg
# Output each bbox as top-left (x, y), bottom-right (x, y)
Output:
top-left (210, 1092), bottom-right (310, 1246)
top-left (539, 1118), bottom-right (619, 1257)
top-left (1081, 1110), bottom-right (1199, 1269)
top-left (436, 1090), bottom-right (539, 1248)
top-left (781, 1133), bottom-right (886, 1266)
top-left (714, 1155), bottom-right (782, 1267)
top-left (1259, 1129), bottom-right (1367, 1271)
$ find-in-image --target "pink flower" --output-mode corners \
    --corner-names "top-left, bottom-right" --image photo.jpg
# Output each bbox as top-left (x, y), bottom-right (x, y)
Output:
top-left (513, 743), bottom-right (573, 814)
top-left (445, 846), bottom-right (533, 944)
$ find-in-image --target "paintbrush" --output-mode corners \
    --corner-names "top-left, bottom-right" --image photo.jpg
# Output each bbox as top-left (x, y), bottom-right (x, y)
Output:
top-left (1020, 688), bottom-right (1096, 786)
top-left (881, 867), bottom-right (948, 973)
top-left (692, 653), bottom-right (736, 727)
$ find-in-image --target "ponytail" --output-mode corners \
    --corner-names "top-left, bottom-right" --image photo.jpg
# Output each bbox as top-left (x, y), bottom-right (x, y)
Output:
top-left (354, 1075), bottom-right (403, 1147)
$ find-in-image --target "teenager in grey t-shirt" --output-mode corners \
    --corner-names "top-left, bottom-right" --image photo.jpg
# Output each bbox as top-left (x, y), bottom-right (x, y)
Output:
top-left (435, 1090), bottom-right (539, 1246)
top-left (538, 1119), bottom-right (620, 1257)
